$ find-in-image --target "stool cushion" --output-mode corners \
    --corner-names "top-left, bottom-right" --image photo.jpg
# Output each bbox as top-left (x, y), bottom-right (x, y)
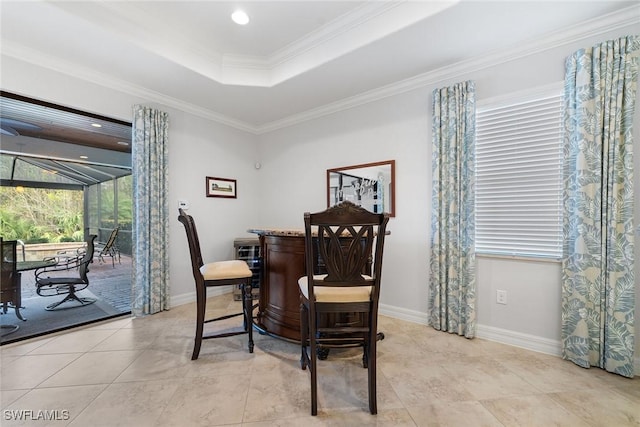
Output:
top-left (200, 260), bottom-right (252, 280)
top-left (298, 274), bottom-right (372, 303)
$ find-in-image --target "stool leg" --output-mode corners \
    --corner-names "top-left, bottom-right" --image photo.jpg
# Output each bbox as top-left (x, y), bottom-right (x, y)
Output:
top-left (368, 331), bottom-right (377, 414)
top-left (243, 280), bottom-right (254, 353)
top-left (192, 282), bottom-right (206, 360)
top-left (300, 301), bottom-right (309, 370)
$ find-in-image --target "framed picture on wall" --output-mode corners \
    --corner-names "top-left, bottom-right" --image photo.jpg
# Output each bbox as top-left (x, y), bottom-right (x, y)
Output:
top-left (206, 176), bottom-right (237, 198)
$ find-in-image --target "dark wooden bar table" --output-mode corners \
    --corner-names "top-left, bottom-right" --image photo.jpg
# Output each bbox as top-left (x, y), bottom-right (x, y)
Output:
top-left (247, 228), bottom-right (379, 344)
top-left (248, 228), bottom-right (308, 342)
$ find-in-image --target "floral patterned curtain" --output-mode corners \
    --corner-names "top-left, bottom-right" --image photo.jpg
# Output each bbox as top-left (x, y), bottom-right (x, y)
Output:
top-left (131, 105), bottom-right (170, 316)
top-left (562, 35), bottom-right (638, 378)
top-left (429, 81), bottom-right (477, 338)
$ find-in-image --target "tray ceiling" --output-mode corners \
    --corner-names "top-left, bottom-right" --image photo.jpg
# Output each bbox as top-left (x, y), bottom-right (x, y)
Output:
top-left (1, 1), bottom-right (638, 133)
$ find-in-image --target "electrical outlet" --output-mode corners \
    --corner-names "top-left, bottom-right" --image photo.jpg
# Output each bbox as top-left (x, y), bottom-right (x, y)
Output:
top-left (496, 290), bottom-right (507, 305)
top-left (178, 199), bottom-right (190, 210)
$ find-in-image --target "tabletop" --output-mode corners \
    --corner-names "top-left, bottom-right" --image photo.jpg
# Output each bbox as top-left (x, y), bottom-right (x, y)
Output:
top-left (16, 259), bottom-right (57, 272)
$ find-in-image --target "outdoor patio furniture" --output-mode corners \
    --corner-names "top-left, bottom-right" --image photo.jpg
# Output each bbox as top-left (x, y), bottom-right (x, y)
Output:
top-left (35, 235), bottom-right (97, 310)
top-left (95, 227), bottom-right (121, 267)
top-left (1, 238), bottom-right (21, 335)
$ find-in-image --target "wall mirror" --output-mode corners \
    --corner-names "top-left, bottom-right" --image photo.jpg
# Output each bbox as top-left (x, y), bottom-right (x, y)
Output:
top-left (327, 160), bottom-right (395, 217)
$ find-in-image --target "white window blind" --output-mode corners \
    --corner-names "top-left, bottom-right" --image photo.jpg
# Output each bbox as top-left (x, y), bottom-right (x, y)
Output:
top-left (476, 93), bottom-right (563, 259)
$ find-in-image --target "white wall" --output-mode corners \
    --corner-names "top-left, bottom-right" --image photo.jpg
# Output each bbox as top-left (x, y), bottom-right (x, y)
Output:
top-left (168, 109), bottom-right (260, 302)
top-left (2, 21), bottom-right (638, 365)
top-left (255, 24), bottom-right (640, 362)
top-left (0, 55), bottom-right (260, 303)
top-left (254, 90), bottom-right (432, 316)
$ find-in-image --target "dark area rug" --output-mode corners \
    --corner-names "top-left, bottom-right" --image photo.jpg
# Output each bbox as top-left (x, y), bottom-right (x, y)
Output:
top-left (0, 290), bottom-right (127, 345)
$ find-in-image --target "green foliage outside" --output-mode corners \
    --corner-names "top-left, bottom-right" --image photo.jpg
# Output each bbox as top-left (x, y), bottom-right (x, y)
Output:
top-left (0, 187), bottom-right (84, 243)
top-left (1, 155), bottom-right (132, 247)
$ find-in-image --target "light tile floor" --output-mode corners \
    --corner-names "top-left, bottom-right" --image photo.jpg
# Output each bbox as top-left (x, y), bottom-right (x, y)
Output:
top-left (1, 293), bottom-right (638, 426)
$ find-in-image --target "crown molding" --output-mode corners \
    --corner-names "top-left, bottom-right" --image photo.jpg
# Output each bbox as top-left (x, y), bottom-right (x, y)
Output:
top-left (220, 1), bottom-right (401, 72)
top-left (255, 4), bottom-right (640, 134)
top-left (3, 5), bottom-right (637, 135)
top-left (1, 41), bottom-right (257, 134)
top-left (49, 1), bottom-right (228, 85)
top-left (47, 0), bottom-right (456, 88)
top-left (266, 0), bottom-right (457, 87)
top-left (267, 1), bottom-right (403, 67)
top-left (218, 0), bottom-right (458, 86)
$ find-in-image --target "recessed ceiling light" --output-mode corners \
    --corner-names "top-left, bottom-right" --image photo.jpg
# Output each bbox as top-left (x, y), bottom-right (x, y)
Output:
top-left (231, 10), bottom-right (249, 25)
top-left (91, 123), bottom-right (102, 128)
top-left (80, 155), bottom-right (89, 159)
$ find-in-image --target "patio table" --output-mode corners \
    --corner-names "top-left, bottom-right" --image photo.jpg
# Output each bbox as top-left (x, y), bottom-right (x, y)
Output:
top-left (5, 259), bottom-right (58, 321)
top-left (17, 259), bottom-right (57, 272)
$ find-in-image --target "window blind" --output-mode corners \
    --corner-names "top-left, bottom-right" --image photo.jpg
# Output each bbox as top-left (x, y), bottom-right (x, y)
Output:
top-left (475, 94), bottom-right (563, 259)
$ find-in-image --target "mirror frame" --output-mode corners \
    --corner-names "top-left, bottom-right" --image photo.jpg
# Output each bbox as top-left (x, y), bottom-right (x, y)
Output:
top-left (326, 160), bottom-right (395, 217)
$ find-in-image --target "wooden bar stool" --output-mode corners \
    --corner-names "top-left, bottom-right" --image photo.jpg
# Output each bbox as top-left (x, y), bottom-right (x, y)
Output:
top-left (178, 208), bottom-right (254, 360)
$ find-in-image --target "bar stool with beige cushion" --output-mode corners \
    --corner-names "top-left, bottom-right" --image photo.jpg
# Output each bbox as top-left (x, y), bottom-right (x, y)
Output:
top-left (298, 201), bottom-right (389, 415)
top-left (178, 208), bottom-right (254, 360)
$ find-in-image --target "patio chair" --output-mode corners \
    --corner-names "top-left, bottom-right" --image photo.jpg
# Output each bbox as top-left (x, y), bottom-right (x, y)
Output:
top-left (1, 238), bottom-right (21, 335)
top-left (95, 227), bottom-right (121, 267)
top-left (35, 235), bottom-right (97, 310)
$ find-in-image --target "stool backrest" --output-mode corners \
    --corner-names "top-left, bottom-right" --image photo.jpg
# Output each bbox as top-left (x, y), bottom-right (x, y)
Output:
top-left (304, 201), bottom-right (389, 299)
top-left (177, 208), bottom-right (205, 284)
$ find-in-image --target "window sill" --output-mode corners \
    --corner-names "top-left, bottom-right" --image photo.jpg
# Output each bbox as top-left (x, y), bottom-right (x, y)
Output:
top-left (476, 253), bottom-right (562, 264)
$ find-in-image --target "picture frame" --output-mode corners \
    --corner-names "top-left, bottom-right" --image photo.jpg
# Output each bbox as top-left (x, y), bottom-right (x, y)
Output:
top-left (206, 176), bottom-right (237, 198)
top-left (327, 160), bottom-right (395, 217)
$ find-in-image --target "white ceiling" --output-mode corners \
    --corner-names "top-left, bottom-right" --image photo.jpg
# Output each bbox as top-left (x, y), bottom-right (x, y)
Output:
top-left (1, 0), bottom-right (639, 134)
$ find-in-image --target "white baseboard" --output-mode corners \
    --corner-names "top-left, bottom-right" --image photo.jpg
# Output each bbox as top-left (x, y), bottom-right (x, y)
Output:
top-left (475, 324), bottom-right (640, 375)
top-left (475, 324), bottom-right (562, 357)
top-left (380, 303), bottom-right (639, 375)
top-left (380, 303), bottom-right (562, 356)
top-left (169, 286), bottom-right (233, 308)
top-left (379, 303), bottom-right (429, 325)
top-left (174, 297), bottom-right (640, 375)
